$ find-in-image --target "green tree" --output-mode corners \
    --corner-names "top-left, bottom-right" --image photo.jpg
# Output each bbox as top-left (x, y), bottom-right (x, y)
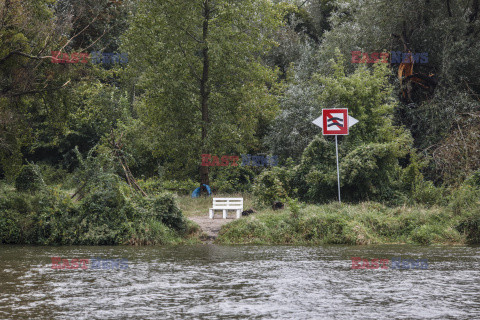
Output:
top-left (295, 52), bottom-right (414, 202)
top-left (122, 0), bottom-right (285, 185)
top-left (316, 0), bottom-right (480, 183)
top-left (0, 0), bottom-right (130, 179)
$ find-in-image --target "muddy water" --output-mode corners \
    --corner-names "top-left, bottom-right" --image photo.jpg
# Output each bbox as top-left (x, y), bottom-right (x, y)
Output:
top-left (1, 245), bottom-right (479, 319)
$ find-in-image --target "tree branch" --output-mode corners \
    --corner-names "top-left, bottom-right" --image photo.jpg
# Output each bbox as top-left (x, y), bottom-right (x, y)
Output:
top-left (446, 0), bottom-right (452, 17)
top-left (0, 51), bottom-right (51, 64)
top-left (5, 80), bottom-right (71, 98)
top-left (469, 0), bottom-right (479, 23)
top-left (58, 14), bottom-right (100, 53)
top-left (177, 41), bottom-right (201, 82)
top-left (185, 29), bottom-right (203, 43)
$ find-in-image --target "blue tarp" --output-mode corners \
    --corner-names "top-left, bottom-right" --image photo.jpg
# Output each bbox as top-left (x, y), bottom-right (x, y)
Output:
top-left (191, 184), bottom-right (211, 198)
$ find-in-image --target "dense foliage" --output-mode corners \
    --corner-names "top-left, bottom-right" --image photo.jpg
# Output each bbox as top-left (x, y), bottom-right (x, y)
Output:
top-left (0, 179), bottom-right (195, 245)
top-left (1, 0), bottom-right (479, 245)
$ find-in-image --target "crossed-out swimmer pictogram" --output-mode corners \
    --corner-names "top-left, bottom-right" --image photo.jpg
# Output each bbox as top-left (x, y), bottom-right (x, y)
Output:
top-left (326, 114), bottom-right (344, 128)
top-left (322, 109), bottom-right (349, 135)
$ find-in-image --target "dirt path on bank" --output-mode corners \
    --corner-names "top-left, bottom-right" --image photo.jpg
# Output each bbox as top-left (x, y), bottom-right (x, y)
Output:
top-left (188, 215), bottom-right (237, 242)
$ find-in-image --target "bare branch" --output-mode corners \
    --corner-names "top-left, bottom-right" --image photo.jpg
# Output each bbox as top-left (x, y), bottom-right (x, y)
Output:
top-left (0, 51), bottom-right (52, 64)
top-left (81, 27), bottom-right (109, 52)
top-left (185, 29), bottom-right (203, 43)
top-left (298, 0), bottom-right (309, 8)
top-left (5, 80), bottom-right (71, 98)
top-left (59, 14), bottom-right (100, 53)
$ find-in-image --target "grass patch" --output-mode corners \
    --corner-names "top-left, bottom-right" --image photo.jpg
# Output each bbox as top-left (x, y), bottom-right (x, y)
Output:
top-left (216, 202), bottom-right (472, 245)
top-left (176, 193), bottom-right (256, 217)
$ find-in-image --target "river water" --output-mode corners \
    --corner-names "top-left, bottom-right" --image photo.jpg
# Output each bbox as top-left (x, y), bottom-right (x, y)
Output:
top-left (1, 244), bottom-right (479, 319)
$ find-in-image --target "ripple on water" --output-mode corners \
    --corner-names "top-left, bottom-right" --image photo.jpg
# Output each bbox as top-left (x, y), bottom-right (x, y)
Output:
top-left (0, 245), bottom-right (479, 319)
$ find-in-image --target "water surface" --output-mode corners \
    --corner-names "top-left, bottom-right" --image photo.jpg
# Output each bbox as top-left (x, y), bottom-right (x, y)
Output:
top-left (1, 245), bottom-right (479, 319)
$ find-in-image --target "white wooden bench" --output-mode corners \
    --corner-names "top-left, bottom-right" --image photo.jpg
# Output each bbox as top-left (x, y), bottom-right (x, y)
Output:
top-left (209, 198), bottom-right (243, 219)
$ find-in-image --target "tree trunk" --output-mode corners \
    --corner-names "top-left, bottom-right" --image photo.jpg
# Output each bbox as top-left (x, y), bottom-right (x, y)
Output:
top-left (467, 0), bottom-right (479, 36)
top-left (200, 0), bottom-right (211, 188)
top-left (446, 0), bottom-right (452, 17)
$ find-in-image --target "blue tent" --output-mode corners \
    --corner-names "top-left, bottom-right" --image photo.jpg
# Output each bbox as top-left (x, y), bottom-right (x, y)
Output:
top-left (191, 184), bottom-right (211, 198)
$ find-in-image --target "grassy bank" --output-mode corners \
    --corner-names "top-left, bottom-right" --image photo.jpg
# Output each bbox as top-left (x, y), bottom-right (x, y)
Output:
top-left (2, 171), bottom-right (479, 246)
top-left (0, 182), bottom-right (201, 246)
top-left (216, 200), bottom-right (480, 245)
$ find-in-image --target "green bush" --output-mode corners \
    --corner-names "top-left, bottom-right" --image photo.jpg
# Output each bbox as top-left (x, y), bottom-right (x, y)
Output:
top-left (412, 181), bottom-right (446, 207)
top-left (74, 188), bottom-right (188, 245)
top-left (211, 165), bottom-right (256, 193)
top-left (292, 136), bottom-right (337, 203)
top-left (456, 207), bottom-right (480, 244)
top-left (15, 164), bottom-right (45, 192)
top-left (253, 166), bottom-right (294, 207)
top-left (448, 185), bottom-right (480, 215)
top-left (218, 216), bottom-right (269, 244)
top-left (137, 178), bottom-right (163, 195)
top-left (37, 164), bottom-right (69, 185)
top-left (0, 184), bottom-right (78, 244)
top-left (150, 193), bottom-right (186, 233)
top-left (76, 180), bottom-right (129, 245)
top-left (464, 170), bottom-right (480, 188)
top-left (120, 219), bottom-right (179, 245)
top-left (411, 224), bottom-right (447, 245)
top-left (1, 168), bottom-right (189, 245)
top-left (0, 210), bottom-right (21, 244)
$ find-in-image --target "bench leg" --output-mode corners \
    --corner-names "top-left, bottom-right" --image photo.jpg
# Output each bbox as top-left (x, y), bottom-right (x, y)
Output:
top-left (223, 209), bottom-right (227, 219)
top-left (209, 209), bottom-right (214, 219)
top-left (236, 209), bottom-right (241, 219)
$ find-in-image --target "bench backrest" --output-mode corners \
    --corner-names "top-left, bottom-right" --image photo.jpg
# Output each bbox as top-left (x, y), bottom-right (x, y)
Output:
top-left (212, 198), bottom-right (243, 209)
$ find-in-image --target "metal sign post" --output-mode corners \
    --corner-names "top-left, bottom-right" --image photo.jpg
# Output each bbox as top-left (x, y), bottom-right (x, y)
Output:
top-left (312, 108), bottom-right (358, 203)
top-left (335, 135), bottom-right (341, 203)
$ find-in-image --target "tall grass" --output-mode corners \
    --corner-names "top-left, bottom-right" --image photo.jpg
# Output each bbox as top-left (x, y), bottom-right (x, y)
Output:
top-left (217, 200), bottom-right (478, 245)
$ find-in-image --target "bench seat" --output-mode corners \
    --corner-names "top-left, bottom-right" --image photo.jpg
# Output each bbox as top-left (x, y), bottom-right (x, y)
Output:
top-left (209, 198), bottom-right (243, 219)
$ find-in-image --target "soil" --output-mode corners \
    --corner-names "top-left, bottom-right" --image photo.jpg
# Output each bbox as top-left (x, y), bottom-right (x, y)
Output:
top-left (188, 215), bottom-right (237, 242)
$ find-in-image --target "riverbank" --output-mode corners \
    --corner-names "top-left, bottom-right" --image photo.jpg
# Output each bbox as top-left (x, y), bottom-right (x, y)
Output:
top-left (0, 182), bottom-right (202, 245)
top-left (188, 215), bottom-right (232, 242)
top-left (1, 179), bottom-right (478, 246)
top-left (215, 201), bottom-right (480, 245)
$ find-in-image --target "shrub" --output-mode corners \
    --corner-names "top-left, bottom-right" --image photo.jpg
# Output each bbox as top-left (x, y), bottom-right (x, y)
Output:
top-left (464, 170), bottom-right (480, 188)
top-left (217, 202), bottom-right (469, 245)
top-left (218, 217), bottom-right (269, 244)
top-left (120, 219), bottom-right (179, 245)
top-left (211, 165), bottom-right (255, 193)
top-left (15, 164), bottom-right (45, 192)
top-left (75, 177), bottom-right (129, 245)
top-left (0, 210), bottom-right (21, 244)
top-left (456, 207), bottom-right (480, 244)
top-left (448, 185), bottom-right (480, 215)
top-left (137, 178), bottom-right (163, 195)
top-left (150, 193), bottom-right (186, 233)
top-left (0, 184), bottom-right (78, 244)
top-left (252, 166), bottom-right (292, 207)
top-left (37, 164), bottom-right (69, 185)
top-left (411, 224), bottom-right (447, 245)
top-left (412, 181), bottom-right (446, 207)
